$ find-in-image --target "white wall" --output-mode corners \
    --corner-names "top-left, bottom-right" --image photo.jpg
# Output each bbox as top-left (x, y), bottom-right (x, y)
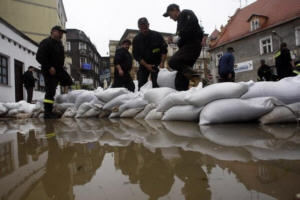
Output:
top-left (0, 22), bottom-right (45, 102)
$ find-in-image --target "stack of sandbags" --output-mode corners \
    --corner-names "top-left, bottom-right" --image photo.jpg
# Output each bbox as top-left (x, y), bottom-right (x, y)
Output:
top-left (2, 101), bottom-right (42, 118)
top-left (157, 68), bottom-right (177, 89)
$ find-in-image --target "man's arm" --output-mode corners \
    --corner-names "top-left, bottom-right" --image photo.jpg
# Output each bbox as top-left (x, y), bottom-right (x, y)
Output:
top-left (177, 10), bottom-right (200, 41)
top-left (36, 40), bottom-right (51, 71)
top-left (114, 49), bottom-right (125, 76)
top-left (158, 33), bottom-right (168, 69)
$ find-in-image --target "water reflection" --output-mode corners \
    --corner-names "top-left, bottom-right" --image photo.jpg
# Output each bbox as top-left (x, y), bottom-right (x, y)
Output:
top-left (0, 118), bottom-right (299, 200)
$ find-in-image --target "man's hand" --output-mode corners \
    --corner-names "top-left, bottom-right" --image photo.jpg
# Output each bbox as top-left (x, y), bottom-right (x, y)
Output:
top-left (145, 64), bottom-right (155, 72)
top-left (228, 73), bottom-right (232, 79)
top-left (49, 67), bottom-right (56, 75)
top-left (118, 68), bottom-right (124, 77)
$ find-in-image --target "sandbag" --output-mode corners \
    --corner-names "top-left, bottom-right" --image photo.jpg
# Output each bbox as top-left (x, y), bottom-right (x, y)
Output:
top-left (55, 94), bottom-right (69, 104)
top-left (75, 102), bottom-right (93, 118)
top-left (186, 82), bottom-right (248, 107)
top-left (103, 93), bottom-right (135, 111)
top-left (200, 97), bottom-right (279, 125)
top-left (74, 91), bottom-right (97, 109)
top-left (0, 103), bottom-right (8, 115)
top-left (120, 108), bottom-right (143, 118)
top-left (67, 90), bottom-right (86, 103)
top-left (118, 98), bottom-right (148, 113)
top-left (108, 110), bottom-right (123, 118)
top-left (242, 75), bottom-right (300, 104)
top-left (162, 105), bottom-right (203, 122)
top-left (144, 87), bottom-right (175, 106)
top-left (96, 88), bottom-right (130, 103)
top-left (259, 103), bottom-right (300, 124)
top-left (62, 107), bottom-right (77, 118)
top-left (135, 104), bottom-right (156, 119)
top-left (145, 109), bottom-right (163, 120)
top-left (81, 107), bottom-right (101, 118)
top-left (54, 103), bottom-right (75, 113)
top-left (140, 81), bottom-right (153, 94)
top-left (157, 68), bottom-right (177, 89)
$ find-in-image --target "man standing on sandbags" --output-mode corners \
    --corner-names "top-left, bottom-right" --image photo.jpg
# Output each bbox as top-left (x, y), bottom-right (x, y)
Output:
top-left (218, 47), bottom-right (235, 82)
top-left (132, 17), bottom-right (168, 90)
top-left (275, 42), bottom-right (295, 79)
top-left (112, 39), bottom-right (135, 92)
top-left (163, 4), bottom-right (203, 91)
top-left (36, 26), bottom-right (67, 119)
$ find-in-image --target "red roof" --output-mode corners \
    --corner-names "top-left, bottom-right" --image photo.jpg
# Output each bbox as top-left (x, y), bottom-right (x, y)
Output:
top-left (209, 29), bottom-right (220, 40)
top-left (212, 0), bottom-right (300, 48)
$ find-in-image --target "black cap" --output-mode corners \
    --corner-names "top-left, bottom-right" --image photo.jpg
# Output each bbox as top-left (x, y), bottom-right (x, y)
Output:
top-left (51, 25), bottom-right (67, 33)
top-left (163, 4), bottom-right (180, 17)
top-left (138, 17), bottom-right (149, 26)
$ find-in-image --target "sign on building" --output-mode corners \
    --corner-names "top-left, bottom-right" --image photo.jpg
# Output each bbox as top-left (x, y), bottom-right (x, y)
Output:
top-left (234, 60), bottom-right (253, 73)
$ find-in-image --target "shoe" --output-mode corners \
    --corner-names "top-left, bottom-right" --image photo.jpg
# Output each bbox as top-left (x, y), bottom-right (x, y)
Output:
top-left (44, 113), bottom-right (61, 119)
top-left (183, 67), bottom-right (201, 80)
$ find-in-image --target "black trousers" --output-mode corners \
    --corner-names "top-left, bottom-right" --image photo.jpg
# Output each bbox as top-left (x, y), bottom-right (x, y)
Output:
top-left (25, 87), bottom-right (33, 103)
top-left (168, 40), bottom-right (202, 91)
top-left (137, 65), bottom-right (159, 90)
top-left (112, 72), bottom-right (135, 92)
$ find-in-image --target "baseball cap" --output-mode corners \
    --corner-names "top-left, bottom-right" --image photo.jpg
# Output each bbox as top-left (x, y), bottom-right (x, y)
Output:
top-left (51, 25), bottom-right (67, 33)
top-left (163, 4), bottom-right (180, 17)
top-left (138, 17), bottom-right (149, 25)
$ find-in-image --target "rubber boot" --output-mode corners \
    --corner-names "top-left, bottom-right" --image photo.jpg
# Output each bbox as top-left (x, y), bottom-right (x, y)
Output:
top-left (44, 103), bottom-right (60, 119)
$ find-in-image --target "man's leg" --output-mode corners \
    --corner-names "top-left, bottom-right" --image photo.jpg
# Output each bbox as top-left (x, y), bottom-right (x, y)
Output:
top-left (137, 66), bottom-right (150, 90)
top-left (27, 87), bottom-right (33, 103)
top-left (43, 72), bottom-right (59, 118)
top-left (123, 73), bottom-right (135, 92)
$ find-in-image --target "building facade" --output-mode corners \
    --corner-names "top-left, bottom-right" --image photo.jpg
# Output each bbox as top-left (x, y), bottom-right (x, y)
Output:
top-left (66, 29), bottom-right (106, 89)
top-left (109, 29), bottom-right (210, 83)
top-left (0, 18), bottom-right (49, 102)
top-left (0, 0), bottom-right (67, 43)
top-left (209, 0), bottom-right (300, 82)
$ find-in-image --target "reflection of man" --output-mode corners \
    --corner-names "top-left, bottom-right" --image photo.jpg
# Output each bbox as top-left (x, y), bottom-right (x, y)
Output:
top-left (112, 39), bottom-right (135, 92)
top-left (163, 4), bottom-right (203, 91)
top-left (132, 17), bottom-right (168, 90)
top-left (218, 47), bottom-right (235, 82)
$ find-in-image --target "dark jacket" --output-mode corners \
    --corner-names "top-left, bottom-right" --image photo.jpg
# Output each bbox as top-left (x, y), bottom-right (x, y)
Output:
top-left (218, 52), bottom-right (235, 77)
top-left (176, 9), bottom-right (203, 48)
top-left (258, 64), bottom-right (273, 81)
top-left (36, 37), bottom-right (65, 73)
top-left (22, 70), bottom-right (35, 88)
top-left (132, 30), bottom-right (168, 66)
top-left (114, 47), bottom-right (133, 73)
top-left (275, 48), bottom-right (294, 79)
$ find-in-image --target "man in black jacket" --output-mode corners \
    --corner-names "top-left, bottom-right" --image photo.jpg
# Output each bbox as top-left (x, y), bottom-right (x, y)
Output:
top-left (275, 42), bottom-right (295, 79)
top-left (36, 26), bottom-right (67, 119)
top-left (163, 4), bottom-right (203, 91)
top-left (133, 17), bottom-right (168, 90)
top-left (22, 66), bottom-right (35, 103)
top-left (112, 39), bottom-right (135, 92)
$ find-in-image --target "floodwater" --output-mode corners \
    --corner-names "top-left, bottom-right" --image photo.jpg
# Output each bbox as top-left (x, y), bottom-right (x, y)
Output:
top-left (0, 118), bottom-right (300, 200)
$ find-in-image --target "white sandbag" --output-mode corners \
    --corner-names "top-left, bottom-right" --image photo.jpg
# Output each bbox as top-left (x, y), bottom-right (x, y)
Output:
top-left (186, 82), bottom-right (248, 107)
top-left (145, 109), bottom-right (163, 120)
top-left (163, 121), bottom-right (202, 138)
top-left (7, 109), bottom-right (19, 117)
top-left (200, 97), bottom-right (279, 125)
top-left (75, 91), bottom-right (97, 109)
top-left (4, 101), bottom-right (24, 110)
top-left (135, 104), bottom-right (156, 119)
top-left (0, 103), bottom-right (8, 115)
top-left (118, 98), bottom-right (148, 113)
top-left (17, 101), bottom-right (39, 114)
top-left (108, 110), bottom-right (123, 118)
top-left (103, 93), bottom-right (135, 111)
top-left (54, 103), bottom-right (75, 113)
top-left (62, 107), bottom-right (77, 118)
top-left (157, 68), bottom-right (177, 89)
top-left (259, 103), bottom-right (300, 124)
top-left (90, 97), bottom-right (105, 107)
top-left (55, 94), bottom-right (69, 104)
top-left (242, 75), bottom-right (300, 104)
top-left (67, 90), bottom-right (86, 103)
top-left (162, 105), bottom-right (203, 122)
top-left (75, 102), bottom-right (93, 118)
top-left (120, 108), bottom-right (143, 118)
top-left (156, 87), bottom-right (201, 112)
top-left (140, 81), bottom-right (153, 94)
top-left (96, 88), bottom-right (130, 103)
top-left (81, 107), bottom-right (101, 118)
top-left (144, 87), bottom-right (175, 106)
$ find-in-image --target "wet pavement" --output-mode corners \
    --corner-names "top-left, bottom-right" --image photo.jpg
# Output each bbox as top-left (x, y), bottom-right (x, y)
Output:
top-left (0, 118), bottom-right (300, 200)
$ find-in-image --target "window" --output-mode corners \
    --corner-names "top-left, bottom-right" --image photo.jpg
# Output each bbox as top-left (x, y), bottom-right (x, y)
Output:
top-left (79, 42), bottom-right (86, 50)
top-left (66, 41), bottom-right (71, 51)
top-left (260, 36), bottom-right (273, 55)
top-left (296, 26), bottom-right (300, 46)
top-left (215, 52), bottom-right (223, 66)
top-left (251, 18), bottom-right (260, 31)
top-left (0, 55), bottom-right (8, 85)
top-left (80, 57), bottom-right (87, 66)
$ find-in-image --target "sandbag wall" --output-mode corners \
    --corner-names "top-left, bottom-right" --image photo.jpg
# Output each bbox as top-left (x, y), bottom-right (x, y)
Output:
top-left (1, 75), bottom-right (300, 125)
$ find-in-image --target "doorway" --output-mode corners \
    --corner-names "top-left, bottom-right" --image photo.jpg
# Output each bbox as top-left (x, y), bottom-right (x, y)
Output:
top-left (14, 60), bottom-right (24, 102)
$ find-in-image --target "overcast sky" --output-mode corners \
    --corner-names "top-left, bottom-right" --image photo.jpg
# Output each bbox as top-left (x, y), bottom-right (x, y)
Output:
top-left (63, 0), bottom-right (256, 56)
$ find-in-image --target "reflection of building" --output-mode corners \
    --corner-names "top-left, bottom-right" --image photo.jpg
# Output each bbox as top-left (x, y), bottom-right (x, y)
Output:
top-left (0, 18), bottom-right (46, 102)
top-left (109, 29), bottom-right (210, 83)
top-left (209, 0), bottom-right (300, 82)
top-left (0, 0), bottom-right (67, 43)
top-left (66, 29), bottom-right (104, 89)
